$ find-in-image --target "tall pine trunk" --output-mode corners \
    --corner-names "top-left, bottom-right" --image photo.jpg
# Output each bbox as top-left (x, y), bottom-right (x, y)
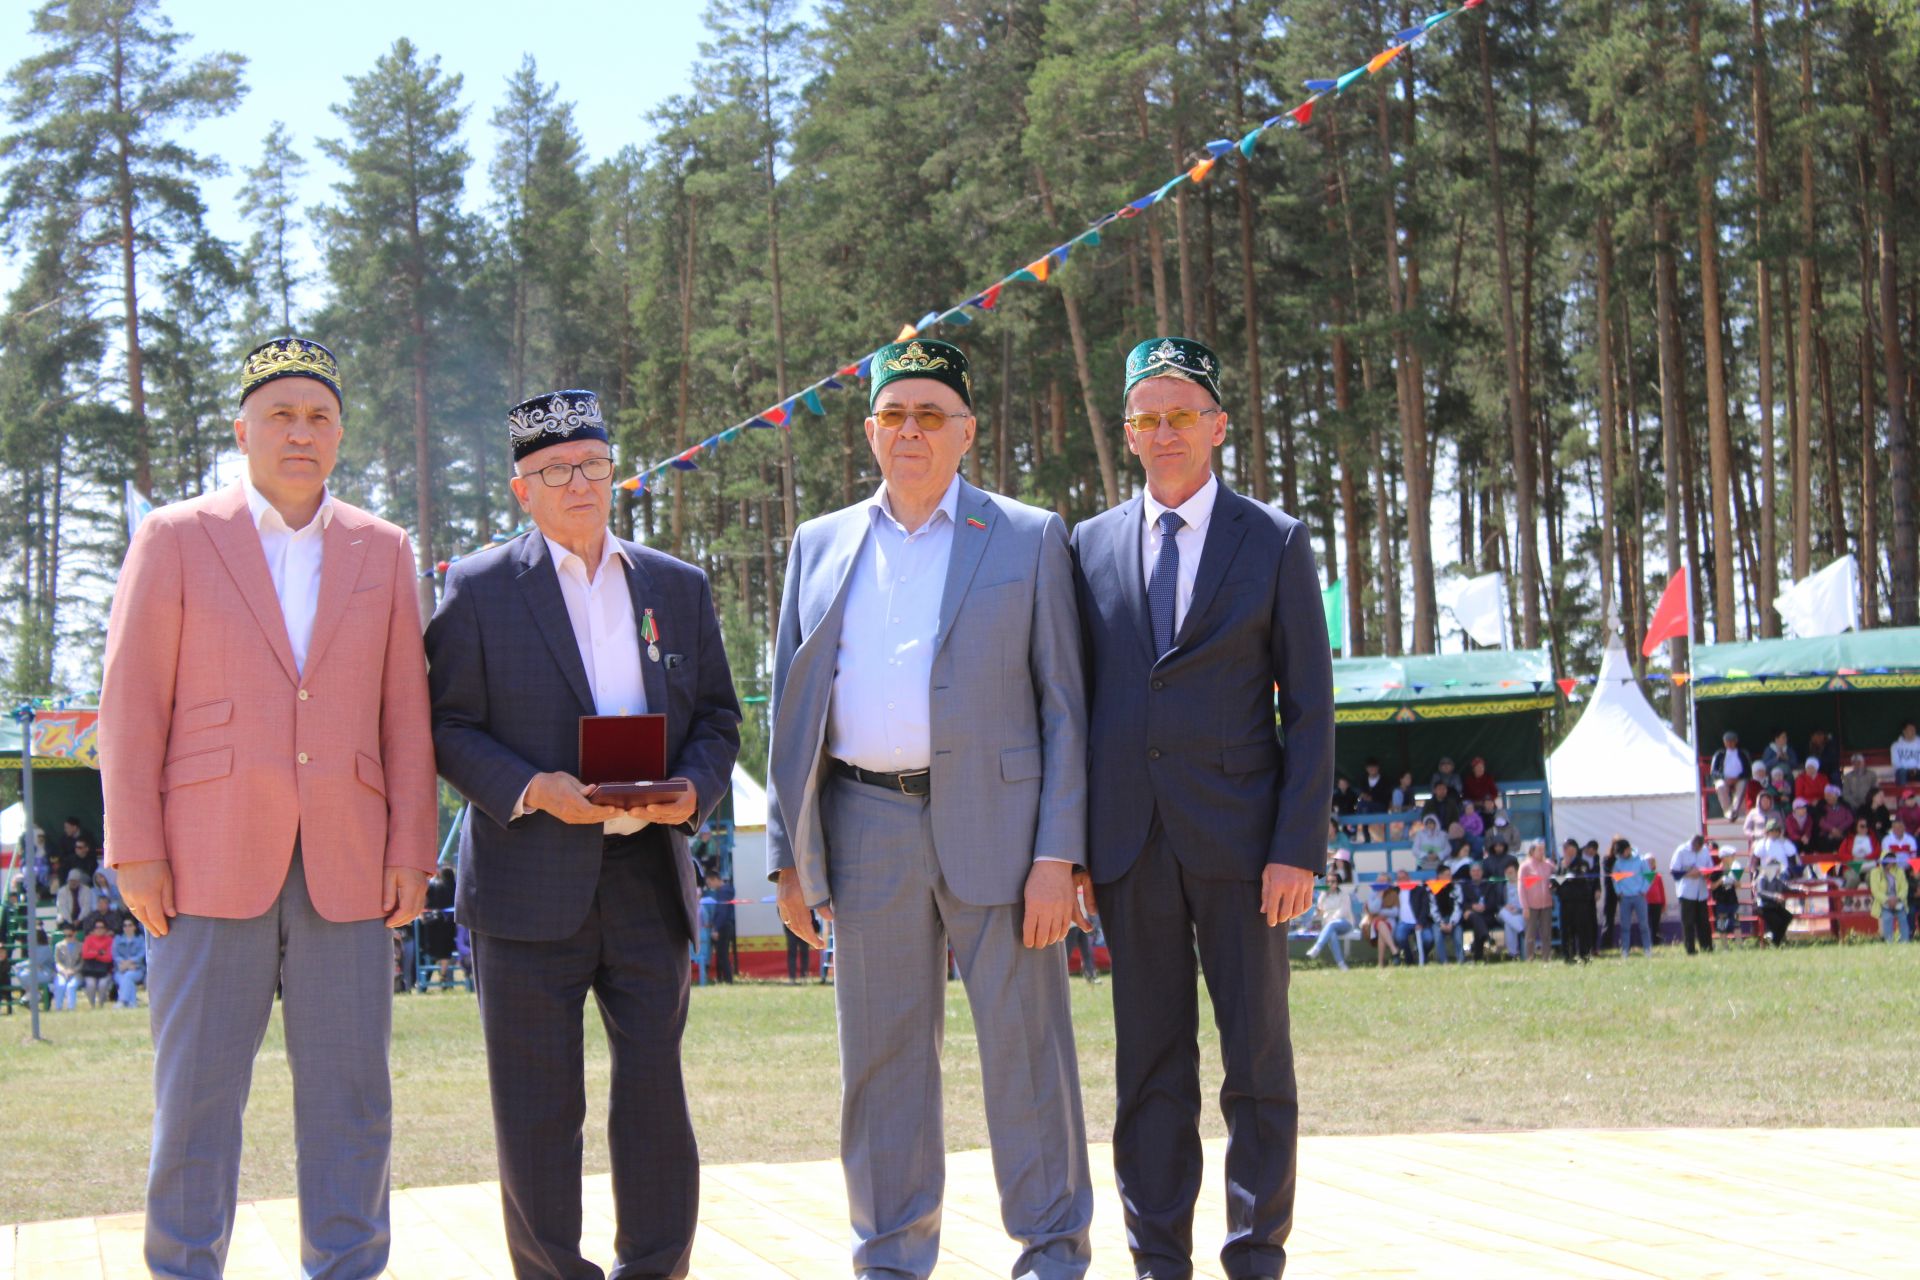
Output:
top-left (1476, 23), bottom-right (1540, 647)
top-left (1792, 0), bottom-right (1816, 578)
top-left (1691, 6), bottom-right (1736, 641)
top-left (1655, 197), bottom-right (1691, 733)
top-left (1869, 53), bottom-right (1916, 624)
top-left (1751, 0), bottom-right (1781, 634)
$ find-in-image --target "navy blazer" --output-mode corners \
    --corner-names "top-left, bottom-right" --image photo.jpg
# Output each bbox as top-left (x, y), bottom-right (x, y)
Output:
top-left (424, 530), bottom-right (741, 941)
top-left (1069, 483), bottom-right (1334, 883)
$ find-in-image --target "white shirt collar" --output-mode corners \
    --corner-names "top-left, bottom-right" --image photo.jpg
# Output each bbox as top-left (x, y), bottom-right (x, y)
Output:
top-left (1143, 471), bottom-right (1219, 533)
top-left (870, 473), bottom-right (961, 537)
top-left (543, 531), bottom-right (631, 581)
top-left (241, 472), bottom-right (333, 534)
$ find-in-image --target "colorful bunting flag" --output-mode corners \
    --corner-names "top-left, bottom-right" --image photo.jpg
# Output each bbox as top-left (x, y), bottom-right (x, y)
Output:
top-left (1368, 45), bottom-right (1407, 73)
top-left (976, 283), bottom-right (1003, 310)
top-left (1188, 157), bottom-right (1218, 183)
top-left (895, 323), bottom-right (918, 341)
top-left (1290, 97), bottom-right (1318, 126)
top-left (1236, 126), bottom-right (1265, 158)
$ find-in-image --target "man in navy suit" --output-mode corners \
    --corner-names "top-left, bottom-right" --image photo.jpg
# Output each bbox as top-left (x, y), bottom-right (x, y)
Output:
top-left (1069, 338), bottom-right (1333, 1280)
top-left (426, 389), bottom-right (741, 1280)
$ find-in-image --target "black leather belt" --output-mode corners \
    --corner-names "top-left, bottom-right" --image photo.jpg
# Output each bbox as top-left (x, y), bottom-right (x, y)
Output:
top-left (833, 760), bottom-right (932, 796)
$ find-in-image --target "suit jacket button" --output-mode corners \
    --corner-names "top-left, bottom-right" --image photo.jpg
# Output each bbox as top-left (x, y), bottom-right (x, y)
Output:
top-left (298, 689), bottom-right (310, 701)
top-left (297, 752), bottom-right (309, 765)
top-left (1151, 679), bottom-right (1165, 691)
top-left (1148, 748), bottom-right (1162, 761)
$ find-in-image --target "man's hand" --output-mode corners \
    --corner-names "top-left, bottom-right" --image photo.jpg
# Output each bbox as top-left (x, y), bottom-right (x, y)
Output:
top-left (118, 860), bottom-right (176, 937)
top-left (776, 868), bottom-right (830, 948)
top-left (633, 779), bottom-right (698, 828)
top-left (383, 867), bottom-right (430, 928)
top-left (1260, 864), bottom-right (1316, 928)
top-left (525, 771), bottom-right (627, 825)
top-left (1023, 861), bottom-right (1076, 949)
top-left (1071, 869), bottom-right (1097, 932)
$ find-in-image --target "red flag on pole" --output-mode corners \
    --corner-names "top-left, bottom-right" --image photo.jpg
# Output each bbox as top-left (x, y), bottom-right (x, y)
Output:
top-left (1641, 565), bottom-right (1689, 657)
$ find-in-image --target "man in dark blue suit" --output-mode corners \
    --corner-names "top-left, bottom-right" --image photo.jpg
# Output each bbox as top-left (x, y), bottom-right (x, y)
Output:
top-left (1069, 338), bottom-right (1333, 1280)
top-left (426, 390), bottom-right (741, 1280)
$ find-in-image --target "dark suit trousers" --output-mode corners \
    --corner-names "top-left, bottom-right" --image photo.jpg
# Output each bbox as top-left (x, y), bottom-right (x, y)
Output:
top-left (1100, 820), bottom-right (1296, 1280)
top-left (473, 831), bottom-right (696, 1280)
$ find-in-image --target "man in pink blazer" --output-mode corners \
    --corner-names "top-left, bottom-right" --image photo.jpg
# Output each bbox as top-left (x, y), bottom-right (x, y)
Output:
top-left (99, 337), bottom-right (439, 1280)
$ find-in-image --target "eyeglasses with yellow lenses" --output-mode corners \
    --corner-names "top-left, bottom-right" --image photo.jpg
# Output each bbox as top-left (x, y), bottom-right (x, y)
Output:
top-left (1123, 408), bottom-right (1220, 434)
top-left (871, 407), bottom-right (963, 432)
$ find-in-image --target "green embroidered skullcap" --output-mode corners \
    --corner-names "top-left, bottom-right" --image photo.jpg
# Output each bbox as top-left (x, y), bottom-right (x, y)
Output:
top-left (1124, 335), bottom-right (1221, 404)
top-left (869, 339), bottom-right (972, 410)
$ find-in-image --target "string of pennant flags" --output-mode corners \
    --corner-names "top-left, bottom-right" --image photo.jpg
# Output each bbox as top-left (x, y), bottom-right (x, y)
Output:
top-left (425, 0), bottom-right (1491, 582)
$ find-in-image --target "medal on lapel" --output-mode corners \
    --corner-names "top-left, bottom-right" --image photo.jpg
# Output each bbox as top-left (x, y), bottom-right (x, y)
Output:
top-left (641, 608), bottom-right (661, 663)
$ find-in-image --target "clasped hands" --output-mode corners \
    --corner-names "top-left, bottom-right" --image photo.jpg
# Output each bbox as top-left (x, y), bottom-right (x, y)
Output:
top-left (524, 769), bottom-right (699, 829)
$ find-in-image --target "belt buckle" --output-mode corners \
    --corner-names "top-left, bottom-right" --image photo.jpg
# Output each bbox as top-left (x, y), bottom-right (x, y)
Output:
top-left (897, 769), bottom-right (930, 796)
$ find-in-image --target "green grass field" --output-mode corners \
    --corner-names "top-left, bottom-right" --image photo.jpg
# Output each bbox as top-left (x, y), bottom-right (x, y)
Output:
top-left (3, 942), bottom-right (1917, 1224)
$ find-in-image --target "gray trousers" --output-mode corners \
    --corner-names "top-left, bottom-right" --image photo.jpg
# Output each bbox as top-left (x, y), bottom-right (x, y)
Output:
top-left (823, 776), bottom-right (1093, 1280)
top-left (145, 851), bottom-right (393, 1279)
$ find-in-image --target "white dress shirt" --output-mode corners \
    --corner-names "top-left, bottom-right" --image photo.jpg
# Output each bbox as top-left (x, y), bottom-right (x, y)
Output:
top-left (242, 473), bottom-right (331, 675)
top-left (516, 533), bottom-right (650, 834)
top-left (1140, 471), bottom-right (1219, 634)
top-left (827, 477), bottom-right (958, 773)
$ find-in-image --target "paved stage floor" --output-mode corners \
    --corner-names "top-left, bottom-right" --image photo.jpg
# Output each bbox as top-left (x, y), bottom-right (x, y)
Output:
top-left (5, 1129), bottom-right (1910, 1278)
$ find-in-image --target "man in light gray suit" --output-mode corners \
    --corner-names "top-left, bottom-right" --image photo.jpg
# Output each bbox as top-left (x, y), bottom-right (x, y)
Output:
top-left (767, 338), bottom-right (1093, 1280)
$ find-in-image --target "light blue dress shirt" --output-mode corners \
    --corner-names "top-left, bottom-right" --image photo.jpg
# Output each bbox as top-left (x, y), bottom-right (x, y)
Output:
top-left (826, 476), bottom-right (960, 773)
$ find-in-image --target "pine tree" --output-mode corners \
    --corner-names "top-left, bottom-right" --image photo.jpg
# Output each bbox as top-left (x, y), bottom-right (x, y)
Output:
top-left (316, 37), bottom-right (473, 619)
top-left (0, 0), bottom-right (244, 499)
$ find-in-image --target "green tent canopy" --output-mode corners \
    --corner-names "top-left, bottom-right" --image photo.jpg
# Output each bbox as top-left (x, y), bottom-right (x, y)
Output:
top-left (1325, 648), bottom-right (1555, 785)
top-left (1691, 629), bottom-right (1920, 758)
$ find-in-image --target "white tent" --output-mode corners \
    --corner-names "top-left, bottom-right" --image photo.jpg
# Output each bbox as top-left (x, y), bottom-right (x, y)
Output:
top-left (726, 765), bottom-right (782, 939)
top-left (1, 801), bottom-right (23, 855)
top-left (1547, 640), bottom-right (1703, 866)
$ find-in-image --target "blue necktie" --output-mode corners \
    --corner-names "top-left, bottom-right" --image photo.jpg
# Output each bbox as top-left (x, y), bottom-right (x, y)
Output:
top-left (1148, 509), bottom-right (1185, 657)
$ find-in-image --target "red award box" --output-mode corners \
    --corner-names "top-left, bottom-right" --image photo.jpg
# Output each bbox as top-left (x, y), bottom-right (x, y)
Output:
top-left (579, 714), bottom-right (688, 805)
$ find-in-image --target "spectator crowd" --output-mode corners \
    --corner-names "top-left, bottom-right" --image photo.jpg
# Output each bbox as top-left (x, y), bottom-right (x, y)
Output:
top-left (1305, 725), bottom-right (1920, 968)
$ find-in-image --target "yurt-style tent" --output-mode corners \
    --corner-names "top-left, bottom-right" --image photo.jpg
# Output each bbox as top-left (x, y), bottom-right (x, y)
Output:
top-left (1547, 640), bottom-right (1702, 857)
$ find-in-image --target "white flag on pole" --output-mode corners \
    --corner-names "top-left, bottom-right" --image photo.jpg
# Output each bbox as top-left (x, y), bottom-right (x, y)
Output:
top-left (1442, 571), bottom-right (1507, 648)
top-left (1772, 554), bottom-right (1859, 638)
top-left (124, 481), bottom-right (154, 540)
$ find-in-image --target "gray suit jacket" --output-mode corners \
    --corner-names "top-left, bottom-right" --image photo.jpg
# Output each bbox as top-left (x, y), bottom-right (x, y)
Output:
top-left (424, 531), bottom-right (741, 942)
top-left (1070, 483), bottom-right (1334, 883)
top-left (765, 478), bottom-right (1087, 908)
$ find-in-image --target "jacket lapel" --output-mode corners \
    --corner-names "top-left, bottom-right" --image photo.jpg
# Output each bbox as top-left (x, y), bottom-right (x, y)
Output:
top-left (1113, 495), bottom-right (1155, 660)
top-left (515, 533), bottom-right (596, 714)
top-left (1171, 484), bottom-right (1250, 653)
top-left (933, 480), bottom-right (992, 654)
top-left (618, 543), bottom-right (668, 719)
top-left (301, 511), bottom-right (372, 679)
top-left (197, 487), bottom-right (300, 686)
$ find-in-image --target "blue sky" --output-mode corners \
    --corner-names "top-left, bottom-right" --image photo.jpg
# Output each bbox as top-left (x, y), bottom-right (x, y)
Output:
top-left (1, 0), bottom-right (716, 301)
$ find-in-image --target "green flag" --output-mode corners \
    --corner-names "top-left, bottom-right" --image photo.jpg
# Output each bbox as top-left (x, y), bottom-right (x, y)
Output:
top-left (1322, 579), bottom-right (1345, 656)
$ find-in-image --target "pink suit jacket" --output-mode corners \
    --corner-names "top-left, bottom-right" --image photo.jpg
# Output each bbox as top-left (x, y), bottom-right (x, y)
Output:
top-left (99, 483), bottom-right (439, 922)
